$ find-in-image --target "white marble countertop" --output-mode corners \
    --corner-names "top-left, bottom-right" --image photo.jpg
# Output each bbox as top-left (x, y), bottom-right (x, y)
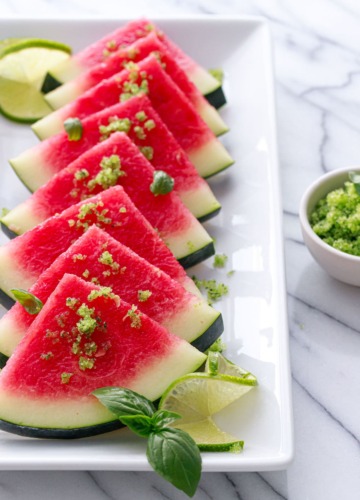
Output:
top-left (0, 1), bottom-right (359, 499)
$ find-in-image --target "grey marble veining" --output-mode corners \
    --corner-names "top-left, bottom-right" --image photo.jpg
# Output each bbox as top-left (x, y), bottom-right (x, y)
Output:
top-left (0, 0), bottom-right (360, 499)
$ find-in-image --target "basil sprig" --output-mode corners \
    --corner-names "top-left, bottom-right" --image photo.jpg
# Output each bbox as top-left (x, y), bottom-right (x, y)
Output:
top-left (11, 289), bottom-right (43, 314)
top-left (93, 386), bottom-right (201, 497)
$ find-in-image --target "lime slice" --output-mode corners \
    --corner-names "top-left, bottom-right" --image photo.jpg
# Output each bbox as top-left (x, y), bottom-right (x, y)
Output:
top-left (159, 353), bottom-right (257, 449)
top-left (0, 39), bottom-right (71, 123)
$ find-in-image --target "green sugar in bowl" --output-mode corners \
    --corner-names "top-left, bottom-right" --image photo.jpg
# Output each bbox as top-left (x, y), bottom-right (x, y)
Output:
top-left (300, 167), bottom-right (360, 286)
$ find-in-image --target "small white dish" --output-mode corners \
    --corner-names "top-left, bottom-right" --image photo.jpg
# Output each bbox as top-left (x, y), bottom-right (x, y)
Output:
top-left (300, 166), bottom-right (360, 286)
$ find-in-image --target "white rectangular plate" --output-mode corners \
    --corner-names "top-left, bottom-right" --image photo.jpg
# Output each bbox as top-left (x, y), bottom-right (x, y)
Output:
top-left (0, 16), bottom-right (293, 471)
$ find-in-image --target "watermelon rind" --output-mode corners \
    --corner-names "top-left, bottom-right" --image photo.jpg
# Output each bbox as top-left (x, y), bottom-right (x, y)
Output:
top-left (0, 352), bottom-right (8, 369)
top-left (0, 333), bottom-right (206, 436)
top-left (205, 86), bottom-right (227, 110)
top-left (0, 417), bottom-right (122, 439)
top-left (187, 136), bottom-right (234, 179)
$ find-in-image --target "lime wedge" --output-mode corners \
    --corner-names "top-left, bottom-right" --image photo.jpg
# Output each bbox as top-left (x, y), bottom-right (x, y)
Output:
top-left (159, 353), bottom-right (257, 449)
top-left (0, 39), bottom-right (71, 123)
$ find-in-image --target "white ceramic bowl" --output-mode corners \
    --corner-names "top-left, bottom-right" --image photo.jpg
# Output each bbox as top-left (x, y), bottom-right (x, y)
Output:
top-left (299, 166), bottom-right (360, 286)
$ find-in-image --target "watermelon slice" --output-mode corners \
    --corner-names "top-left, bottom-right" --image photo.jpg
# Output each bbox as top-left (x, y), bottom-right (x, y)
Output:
top-left (2, 132), bottom-right (214, 264)
top-left (0, 273), bottom-right (206, 437)
top-left (32, 56), bottom-right (234, 177)
top-left (5, 129), bottom-right (220, 230)
top-left (0, 226), bottom-right (222, 358)
top-left (44, 18), bottom-right (225, 108)
top-left (0, 186), bottom-right (204, 307)
top-left (12, 95), bottom-right (226, 199)
top-left (46, 32), bottom-right (228, 137)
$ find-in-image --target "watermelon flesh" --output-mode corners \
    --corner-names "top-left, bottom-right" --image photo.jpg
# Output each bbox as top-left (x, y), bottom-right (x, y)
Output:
top-left (0, 226), bottom-right (222, 357)
top-left (12, 95), bottom-right (226, 199)
top-left (0, 186), bottom-right (201, 302)
top-left (47, 18), bottom-right (221, 98)
top-left (0, 273), bottom-right (206, 433)
top-left (45, 32), bottom-right (227, 136)
top-left (32, 56), bottom-right (234, 177)
top-left (3, 132), bottom-right (214, 262)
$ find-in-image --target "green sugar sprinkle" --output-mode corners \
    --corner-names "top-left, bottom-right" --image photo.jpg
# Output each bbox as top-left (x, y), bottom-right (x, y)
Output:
top-left (74, 169), bottom-right (89, 181)
top-left (123, 304), bottom-right (142, 328)
top-left (87, 155), bottom-right (126, 191)
top-left (133, 125), bottom-right (146, 140)
top-left (40, 352), bottom-right (53, 360)
top-left (99, 116), bottom-right (132, 141)
top-left (144, 119), bottom-right (155, 130)
top-left (213, 253), bottom-right (228, 268)
top-left (72, 253), bottom-right (87, 262)
top-left (135, 110), bottom-right (147, 121)
top-left (310, 177), bottom-right (360, 256)
top-left (88, 286), bottom-right (120, 306)
top-left (78, 356), bottom-right (95, 371)
top-left (139, 146), bottom-right (154, 160)
top-left (61, 372), bottom-right (73, 384)
top-left (192, 276), bottom-right (229, 305)
top-left (66, 297), bottom-right (79, 309)
top-left (138, 290), bottom-right (152, 302)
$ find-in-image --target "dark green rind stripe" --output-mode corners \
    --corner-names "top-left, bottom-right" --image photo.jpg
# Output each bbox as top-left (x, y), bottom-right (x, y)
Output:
top-left (197, 206), bottom-right (221, 224)
top-left (178, 241), bottom-right (215, 269)
top-left (0, 417), bottom-right (123, 439)
top-left (0, 221), bottom-right (17, 239)
top-left (0, 352), bottom-right (8, 369)
top-left (191, 314), bottom-right (223, 353)
top-left (205, 86), bottom-right (226, 109)
top-left (41, 72), bottom-right (62, 94)
top-left (0, 288), bottom-right (15, 310)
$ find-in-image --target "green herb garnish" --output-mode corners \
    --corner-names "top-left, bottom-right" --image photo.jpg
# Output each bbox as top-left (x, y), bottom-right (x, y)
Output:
top-left (150, 170), bottom-right (174, 196)
top-left (64, 117), bottom-right (83, 141)
top-left (92, 387), bottom-right (201, 497)
top-left (11, 289), bottom-right (43, 314)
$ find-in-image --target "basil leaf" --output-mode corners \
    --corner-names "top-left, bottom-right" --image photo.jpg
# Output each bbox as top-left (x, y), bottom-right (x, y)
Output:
top-left (151, 410), bottom-right (182, 430)
top-left (64, 117), bottom-right (83, 141)
top-left (92, 386), bottom-right (155, 418)
top-left (146, 428), bottom-right (201, 498)
top-left (349, 171), bottom-right (360, 195)
top-left (11, 289), bottom-right (43, 314)
top-left (119, 414), bottom-right (154, 437)
top-left (150, 170), bottom-right (174, 196)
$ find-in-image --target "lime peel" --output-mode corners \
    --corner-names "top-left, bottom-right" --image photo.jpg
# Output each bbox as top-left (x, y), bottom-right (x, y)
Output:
top-left (0, 38), bottom-right (71, 123)
top-left (159, 353), bottom-right (257, 448)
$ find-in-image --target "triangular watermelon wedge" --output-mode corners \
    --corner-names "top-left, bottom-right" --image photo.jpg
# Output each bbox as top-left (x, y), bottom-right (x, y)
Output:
top-left (44, 18), bottom-right (225, 107)
top-left (45, 31), bottom-right (227, 136)
top-left (0, 225), bottom-right (222, 358)
top-left (32, 55), bottom-right (233, 177)
top-left (0, 186), bottom-right (202, 307)
top-left (0, 273), bottom-right (206, 437)
top-left (2, 132), bottom-right (214, 263)
top-left (11, 95), bottom-right (224, 212)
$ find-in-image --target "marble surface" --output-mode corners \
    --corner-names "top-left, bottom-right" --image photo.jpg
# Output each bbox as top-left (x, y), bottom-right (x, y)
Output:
top-left (0, 0), bottom-right (359, 499)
